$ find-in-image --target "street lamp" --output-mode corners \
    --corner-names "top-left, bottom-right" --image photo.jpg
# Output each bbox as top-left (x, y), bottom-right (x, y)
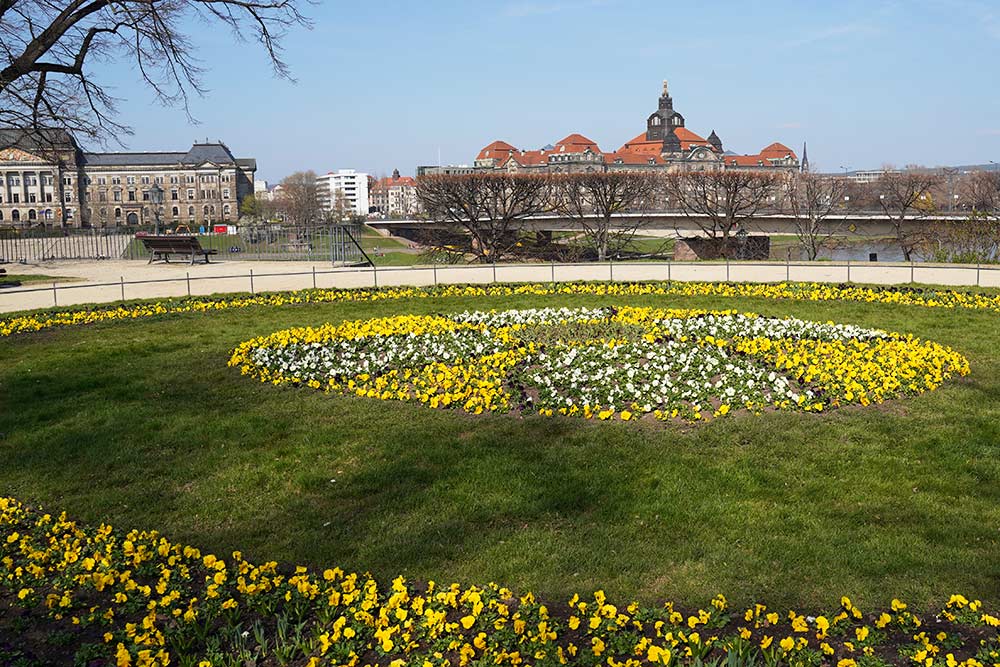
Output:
top-left (148, 184), bottom-right (164, 235)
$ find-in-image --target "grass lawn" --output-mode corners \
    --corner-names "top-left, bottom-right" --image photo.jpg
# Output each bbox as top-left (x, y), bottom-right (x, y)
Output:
top-left (2, 287), bottom-right (999, 611)
top-left (1, 273), bottom-right (79, 284)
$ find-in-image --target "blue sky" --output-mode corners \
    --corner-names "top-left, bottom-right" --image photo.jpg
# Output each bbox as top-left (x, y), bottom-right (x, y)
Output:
top-left (101, 0), bottom-right (1000, 182)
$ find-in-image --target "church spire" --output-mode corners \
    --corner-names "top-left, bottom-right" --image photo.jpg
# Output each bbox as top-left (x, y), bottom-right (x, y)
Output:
top-left (801, 142), bottom-right (809, 172)
top-left (708, 130), bottom-right (723, 153)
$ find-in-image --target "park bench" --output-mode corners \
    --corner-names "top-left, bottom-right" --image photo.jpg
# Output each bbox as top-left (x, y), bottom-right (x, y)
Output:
top-left (140, 235), bottom-right (218, 265)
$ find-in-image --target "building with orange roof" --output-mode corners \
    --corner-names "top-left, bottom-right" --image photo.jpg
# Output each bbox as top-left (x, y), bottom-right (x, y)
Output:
top-left (370, 168), bottom-right (420, 217)
top-left (470, 80), bottom-right (799, 175)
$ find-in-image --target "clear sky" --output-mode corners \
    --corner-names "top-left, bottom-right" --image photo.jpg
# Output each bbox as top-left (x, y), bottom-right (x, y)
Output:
top-left (100, 0), bottom-right (1000, 182)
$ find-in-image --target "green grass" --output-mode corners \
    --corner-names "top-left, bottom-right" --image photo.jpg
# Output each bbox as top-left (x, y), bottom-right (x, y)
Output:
top-left (2, 289), bottom-right (999, 611)
top-left (1, 273), bottom-right (79, 284)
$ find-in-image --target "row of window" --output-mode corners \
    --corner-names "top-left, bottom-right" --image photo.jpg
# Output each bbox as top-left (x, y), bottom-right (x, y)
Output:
top-left (88, 188), bottom-right (231, 203)
top-left (0, 172), bottom-right (237, 188)
top-left (85, 204), bottom-right (232, 219)
top-left (0, 208), bottom-right (74, 222)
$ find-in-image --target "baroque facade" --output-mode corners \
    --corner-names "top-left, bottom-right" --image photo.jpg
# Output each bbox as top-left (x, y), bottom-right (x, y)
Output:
top-left (473, 81), bottom-right (799, 174)
top-left (0, 129), bottom-right (256, 228)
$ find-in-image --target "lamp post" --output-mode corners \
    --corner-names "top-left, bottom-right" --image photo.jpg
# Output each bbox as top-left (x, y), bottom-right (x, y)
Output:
top-left (148, 184), bottom-right (164, 235)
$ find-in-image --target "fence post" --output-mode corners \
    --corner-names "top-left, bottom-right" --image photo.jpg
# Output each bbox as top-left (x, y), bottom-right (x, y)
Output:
top-left (120, 276), bottom-right (125, 302)
top-left (433, 263), bottom-right (438, 286)
top-left (910, 261), bottom-right (914, 284)
top-left (250, 268), bottom-right (255, 295)
top-left (550, 261), bottom-right (555, 288)
top-left (609, 258), bottom-right (614, 282)
top-left (786, 256), bottom-right (790, 282)
top-left (52, 282), bottom-right (58, 307)
top-left (312, 265), bottom-right (317, 289)
top-left (492, 261), bottom-right (497, 284)
top-left (186, 272), bottom-right (191, 297)
top-left (667, 258), bottom-right (671, 284)
top-left (726, 258), bottom-right (730, 282)
top-left (373, 264), bottom-right (378, 288)
top-left (846, 259), bottom-right (851, 283)
top-left (977, 262), bottom-right (981, 287)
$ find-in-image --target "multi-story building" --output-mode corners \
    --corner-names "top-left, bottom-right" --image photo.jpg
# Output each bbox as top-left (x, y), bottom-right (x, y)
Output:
top-left (370, 169), bottom-right (419, 218)
top-left (0, 128), bottom-right (256, 228)
top-left (316, 169), bottom-right (369, 218)
top-left (468, 80), bottom-right (799, 175)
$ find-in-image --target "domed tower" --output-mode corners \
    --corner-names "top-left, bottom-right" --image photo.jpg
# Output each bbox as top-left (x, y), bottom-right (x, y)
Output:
top-left (646, 79), bottom-right (685, 141)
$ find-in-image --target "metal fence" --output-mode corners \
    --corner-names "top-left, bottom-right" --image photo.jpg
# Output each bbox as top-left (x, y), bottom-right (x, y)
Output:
top-left (3, 259), bottom-right (999, 314)
top-left (0, 224), bottom-right (371, 264)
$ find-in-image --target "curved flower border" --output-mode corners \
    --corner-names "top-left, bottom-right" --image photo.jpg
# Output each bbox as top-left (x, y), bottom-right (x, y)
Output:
top-left (2, 497), bottom-right (998, 667)
top-left (2, 280), bottom-right (1000, 338)
top-left (228, 307), bottom-right (969, 422)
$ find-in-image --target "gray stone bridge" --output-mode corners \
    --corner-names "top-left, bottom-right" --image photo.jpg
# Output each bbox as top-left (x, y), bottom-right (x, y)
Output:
top-left (369, 211), bottom-right (964, 240)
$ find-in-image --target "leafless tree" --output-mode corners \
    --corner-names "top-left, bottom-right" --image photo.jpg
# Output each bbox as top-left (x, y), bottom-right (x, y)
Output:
top-left (662, 170), bottom-right (783, 258)
top-left (0, 0), bottom-right (308, 147)
top-left (785, 172), bottom-right (849, 260)
top-left (961, 170), bottom-right (1000, 213)
top-left (874, 172), bottom-right (944, 261)
top-left (275, 170), bottom-right (319, 227)
top-left (417, 172), bottom-right (550, 263)
top-left (550, 171), bottom-right (659, 261)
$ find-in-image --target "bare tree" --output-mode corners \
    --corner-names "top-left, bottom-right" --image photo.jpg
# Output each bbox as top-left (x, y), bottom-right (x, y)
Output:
top-left (275, 170), bottom-right (319, 227)
top-left (785, 172), bottom-right (849, 260)
top-left (550, 171), bottom-right (659, 261)
top-left (662, 170), bottom-right (783, 258)
top-left (874, 172), bottom-right (944, 261)
top-left (417, 172), bottom-right (550, 263)
top-left (961, 170), bottom-right (1000, 213)
top-left (0, 0), bottom-right (308, 147)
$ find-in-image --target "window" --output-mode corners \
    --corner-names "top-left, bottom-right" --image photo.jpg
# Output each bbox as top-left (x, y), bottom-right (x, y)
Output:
top-left (171, 206), bottom-right (179, 217)
top-left (113, 191), bottom-right (121, 202)
top-left (186, 175), bottom-right (195, 184)
top-left (11, 210), bottom-right (19, 221)
top-left (187, 189), bottom-right (195, 200)
top-left (64, 192), bottom-right (71, 202)
top-left (127, 191), bottom-right (136, 202)
top-left (28, 193), bottom-right (36, 203)
top-left (126, 176), bottom-right (135, 185)
top-left (63, 176), bottom-right (72, 185)
top-left (44, 193), bottom-right (53, 202)
top-left (27, 209), bottom-right (36, 220)
top-left (114, 207), bottom-right (122, 218)
top-left (223, 204), bottom-right (231, 216)
top-left (112, 176), bottom-right (121, 185)
top-left (203, 205), bottom-right (209, 216)
top-left (9, 175), bottom-right (19, 185)
top-left (142, 191), bottom-right (149, 201)
top-left (142, 176), bottom-right (150, 185)
top-left (98, 177), bottom-right (106, 185)
top-left (154, 176), bottom-right (163, 184)
top-left (222, 188), bottom-right (230, 199)
top-left (99, 192), bottom-right (107, 202)
top-left (170, 176), bottom-right (179, 184)
top-left (12, 193), bottom-right (19, 203)
top-left (171, 190), bottom-right (178, 200)
top-left (187, 205), bottom-right (195, 216)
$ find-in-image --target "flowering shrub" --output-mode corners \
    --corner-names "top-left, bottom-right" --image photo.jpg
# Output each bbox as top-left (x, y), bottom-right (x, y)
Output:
top-left (2, 497), bottom-right (999, 666)
top-left (2, 280), bottom-right (1000, 338)
top-left (228, 308), bottom-right (969, 422)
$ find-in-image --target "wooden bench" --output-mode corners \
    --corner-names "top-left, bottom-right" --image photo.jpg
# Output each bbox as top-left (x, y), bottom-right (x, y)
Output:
top-left (139, 235), bottom-right (218, 265)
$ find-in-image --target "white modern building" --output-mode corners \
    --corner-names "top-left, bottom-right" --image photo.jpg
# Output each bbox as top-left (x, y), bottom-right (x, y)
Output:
top-left (316, 169), bottom-right (369, 219)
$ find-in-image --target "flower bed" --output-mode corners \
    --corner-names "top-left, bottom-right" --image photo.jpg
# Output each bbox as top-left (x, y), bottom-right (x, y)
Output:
top-left (2, 280), bottom-right (1000, 338)
top-left (2, 497), bottom-right (998, 667)
top-left (228, 307), bottom-right (969, 422)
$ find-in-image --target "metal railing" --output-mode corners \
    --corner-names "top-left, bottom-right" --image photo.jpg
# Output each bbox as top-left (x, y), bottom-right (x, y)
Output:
top-left (0, 224), bottom-right (371, 264)
top-left (2, 258), bottom-right (998, 313)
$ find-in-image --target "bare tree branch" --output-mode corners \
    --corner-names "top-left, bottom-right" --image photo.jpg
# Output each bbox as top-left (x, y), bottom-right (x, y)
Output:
top-left (1, 0), bottom-right (310, 148)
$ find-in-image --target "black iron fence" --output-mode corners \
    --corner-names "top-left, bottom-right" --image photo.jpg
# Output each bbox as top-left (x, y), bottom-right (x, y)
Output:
top-left (0, 224), bottom-right (371, 264)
